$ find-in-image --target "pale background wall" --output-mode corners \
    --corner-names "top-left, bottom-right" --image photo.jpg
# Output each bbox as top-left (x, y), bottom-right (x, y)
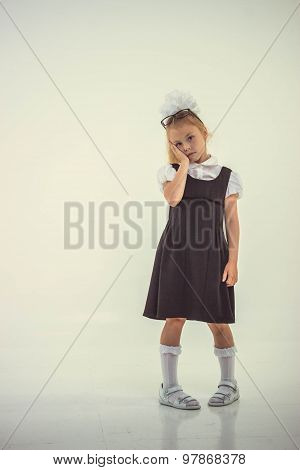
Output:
top-left (0, 0), bottom-right (299, 450)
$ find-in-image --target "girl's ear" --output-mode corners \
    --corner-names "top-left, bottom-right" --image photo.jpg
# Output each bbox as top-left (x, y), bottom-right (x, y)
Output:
top-left (205, 129), bottom-right (213, 142)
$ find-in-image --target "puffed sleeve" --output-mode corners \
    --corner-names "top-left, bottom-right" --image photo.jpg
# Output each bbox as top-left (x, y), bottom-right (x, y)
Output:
top-left (157, 164), bottom-right (176, 193)
top-left (226, 171), bottom-right (243, 199)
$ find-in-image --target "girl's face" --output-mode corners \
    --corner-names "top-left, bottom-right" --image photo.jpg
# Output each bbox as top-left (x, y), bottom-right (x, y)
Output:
top-left (168, 123), bottom-right (207, 163)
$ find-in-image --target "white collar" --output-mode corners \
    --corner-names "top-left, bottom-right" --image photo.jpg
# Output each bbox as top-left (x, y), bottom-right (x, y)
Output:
top-left (189, 154), bottom-right (218, 168)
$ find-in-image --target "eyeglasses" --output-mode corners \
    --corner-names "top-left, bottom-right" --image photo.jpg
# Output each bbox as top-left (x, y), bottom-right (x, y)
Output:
top-left (160, 108), bottom-right (203, 128)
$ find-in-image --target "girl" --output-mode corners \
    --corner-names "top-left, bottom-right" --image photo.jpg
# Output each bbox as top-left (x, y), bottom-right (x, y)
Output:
top-left (143, 90), bottom-right (243, 410)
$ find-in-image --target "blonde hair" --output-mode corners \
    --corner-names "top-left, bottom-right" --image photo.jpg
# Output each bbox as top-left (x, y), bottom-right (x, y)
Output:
top-left (164, 114), bottom-right (212, 164)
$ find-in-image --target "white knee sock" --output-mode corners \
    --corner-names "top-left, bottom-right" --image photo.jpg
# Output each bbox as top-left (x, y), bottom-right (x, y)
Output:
top-left (160, 343), bottom-right (182, 389)
top-left (214, 345), bottom-right (237, 383)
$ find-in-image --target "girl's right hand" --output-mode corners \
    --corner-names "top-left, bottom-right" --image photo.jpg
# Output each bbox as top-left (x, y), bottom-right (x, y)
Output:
top-left (168, 141), bottom-right (190, 165)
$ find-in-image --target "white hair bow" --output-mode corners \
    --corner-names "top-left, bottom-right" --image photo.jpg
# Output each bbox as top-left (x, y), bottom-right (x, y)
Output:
top-left (159, 89), bottom-right (201, 119)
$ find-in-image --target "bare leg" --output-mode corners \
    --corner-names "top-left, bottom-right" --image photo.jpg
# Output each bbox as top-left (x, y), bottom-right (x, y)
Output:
top-left (160, 318), bottom-right (186, 346)
top-left (207, 323), bottom-right (234, 348)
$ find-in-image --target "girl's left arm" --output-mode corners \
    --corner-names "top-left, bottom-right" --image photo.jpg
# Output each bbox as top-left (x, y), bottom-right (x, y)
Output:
top-left (223, 194), bottom-right (240, 286)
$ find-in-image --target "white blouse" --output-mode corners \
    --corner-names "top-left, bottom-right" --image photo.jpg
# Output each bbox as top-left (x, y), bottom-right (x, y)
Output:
top-left (157, 154), bottom-right (243, 199)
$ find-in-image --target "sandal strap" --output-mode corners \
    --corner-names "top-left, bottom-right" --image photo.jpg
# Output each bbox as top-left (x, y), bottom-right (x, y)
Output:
top-left (165, 384), bottom-right (183, 396)
top-left (211, 396), bottom-right (226, 402)
top-left (218, 380), bottom-right (237, 391)
top-left (178, 395), bottom-right (193, 403)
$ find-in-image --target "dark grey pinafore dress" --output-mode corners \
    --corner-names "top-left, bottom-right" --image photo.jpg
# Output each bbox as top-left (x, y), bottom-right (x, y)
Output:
top-left (142, 163), bottom-right (235, 323)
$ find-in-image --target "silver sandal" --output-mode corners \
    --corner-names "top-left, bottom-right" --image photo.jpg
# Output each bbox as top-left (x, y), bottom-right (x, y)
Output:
top-left (208, 379), bottom-right (240, 407)
top-left (159, 383), bottom-right (201, 410)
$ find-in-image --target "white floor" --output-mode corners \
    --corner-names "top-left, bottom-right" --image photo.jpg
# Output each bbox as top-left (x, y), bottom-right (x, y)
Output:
top-left (0, 314), bottom-right (299, 450)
